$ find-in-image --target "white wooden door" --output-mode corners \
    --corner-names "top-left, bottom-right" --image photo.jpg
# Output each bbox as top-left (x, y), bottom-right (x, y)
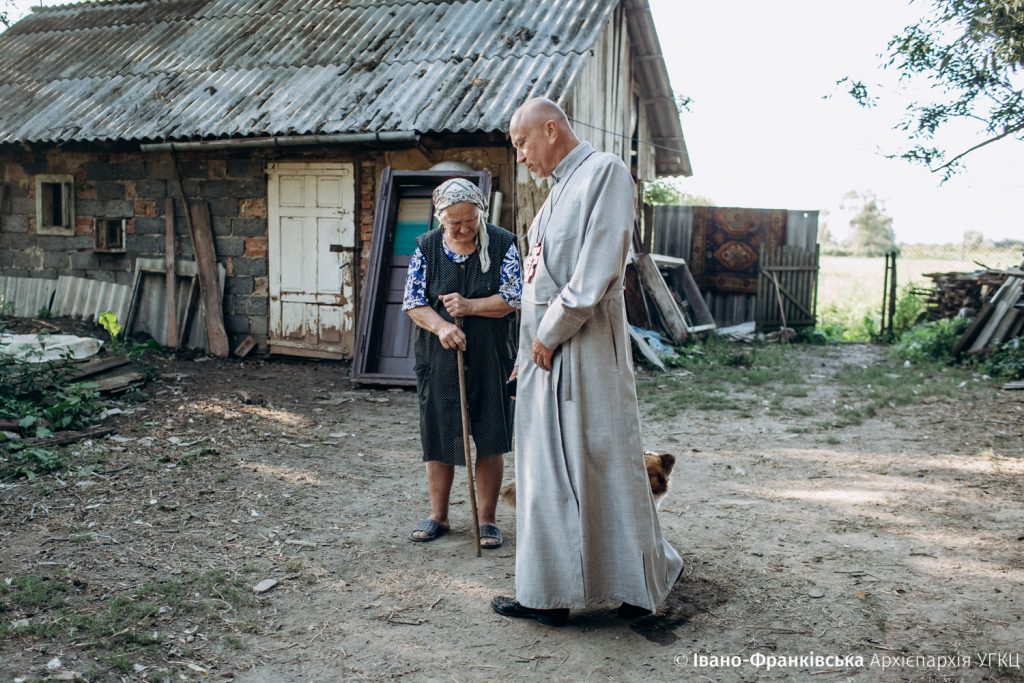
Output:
top-left (268, 162), bottom-right (356, 358)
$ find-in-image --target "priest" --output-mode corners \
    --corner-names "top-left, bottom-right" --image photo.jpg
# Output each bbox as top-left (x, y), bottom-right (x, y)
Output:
top-left (491, 98), bottom-right (684, 627)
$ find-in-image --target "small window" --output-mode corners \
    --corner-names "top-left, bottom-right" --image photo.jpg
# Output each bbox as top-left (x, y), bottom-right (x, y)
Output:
top-left (35, 174), bottom-right (75, 235)
top-left (94, 217), bottom-right (126, 253)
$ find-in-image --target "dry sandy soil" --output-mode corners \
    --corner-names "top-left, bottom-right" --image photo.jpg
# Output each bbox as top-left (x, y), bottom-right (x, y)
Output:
top-left (1, 341), bottom-right (1022, 682)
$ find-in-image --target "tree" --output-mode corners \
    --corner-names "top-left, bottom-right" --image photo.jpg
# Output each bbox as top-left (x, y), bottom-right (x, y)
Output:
top-left (844, 191), bottom-right (897, 256)
top-left (643, 177), bottom-right (714, 206)
top-left (842, 0), bottom-right (1024, 180)
top-left (962, 229), bottom-right (985, 248)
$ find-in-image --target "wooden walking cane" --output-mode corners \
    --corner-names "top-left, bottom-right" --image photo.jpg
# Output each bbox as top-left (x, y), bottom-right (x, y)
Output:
top-left (455, 317), bottom-right (481, 557)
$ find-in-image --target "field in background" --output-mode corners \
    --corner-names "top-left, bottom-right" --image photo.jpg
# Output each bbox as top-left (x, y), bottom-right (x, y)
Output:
top-left (817, 248), bottom-right (1022, 337)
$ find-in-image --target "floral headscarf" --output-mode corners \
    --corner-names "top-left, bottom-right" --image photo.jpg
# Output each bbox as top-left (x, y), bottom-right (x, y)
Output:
top-left (432, 178), bottom-right (492, 272)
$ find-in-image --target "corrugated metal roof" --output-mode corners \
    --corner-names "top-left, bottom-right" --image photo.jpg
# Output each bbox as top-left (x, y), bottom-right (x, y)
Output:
top-left (0, 0), bottom-right (621, 144)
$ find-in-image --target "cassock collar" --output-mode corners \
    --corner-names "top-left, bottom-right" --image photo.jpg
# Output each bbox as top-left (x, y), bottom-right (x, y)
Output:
top-left (550, 141), bottom-right (595, 184)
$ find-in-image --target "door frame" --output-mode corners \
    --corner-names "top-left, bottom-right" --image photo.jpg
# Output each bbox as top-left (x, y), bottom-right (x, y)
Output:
top-left (351, 168), bottom-right (491, 385)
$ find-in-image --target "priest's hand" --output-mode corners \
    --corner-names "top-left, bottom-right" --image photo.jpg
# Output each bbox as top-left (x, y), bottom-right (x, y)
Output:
top-left (531, 337), bottom-right (554, 371)
top-left (437, 322), bottom-right (467, 351)
top-left (439, 293), bottom-right (474, 318)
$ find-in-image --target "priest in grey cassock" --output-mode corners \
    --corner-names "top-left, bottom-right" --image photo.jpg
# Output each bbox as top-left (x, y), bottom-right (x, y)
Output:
top-left (491, 98), bottom-right (683, 627)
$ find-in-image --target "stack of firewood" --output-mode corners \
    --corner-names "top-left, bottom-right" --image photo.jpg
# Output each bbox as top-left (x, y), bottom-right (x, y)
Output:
top-left (921, 270), bottom-right (1010, 320)
top-left (952, 266), bottom-right (1024, 357)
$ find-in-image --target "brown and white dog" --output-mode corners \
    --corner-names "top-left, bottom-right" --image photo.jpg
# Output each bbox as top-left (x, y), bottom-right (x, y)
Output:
top-left (499, 451), bottom-right (676, 509)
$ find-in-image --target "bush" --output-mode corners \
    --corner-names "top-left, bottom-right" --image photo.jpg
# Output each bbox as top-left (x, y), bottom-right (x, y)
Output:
top-left (892, 285), bottom-right (926, 338)
top-left (0, 355), bottom-right (100, 436)
top-left (891, 318), bottom-right (969, 364)
top-left (982, 338), bottom-right (1024, 380)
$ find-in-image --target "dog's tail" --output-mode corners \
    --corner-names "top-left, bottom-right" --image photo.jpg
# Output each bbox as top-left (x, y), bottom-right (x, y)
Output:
top-left (499, 482), bottom-right (517, 508)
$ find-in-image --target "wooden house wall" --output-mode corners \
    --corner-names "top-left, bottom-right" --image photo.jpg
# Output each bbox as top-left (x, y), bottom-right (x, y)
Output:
top-left (569, 5), bottom-right (633, 168)
top-left (514, 7), bottom-right (658, 239)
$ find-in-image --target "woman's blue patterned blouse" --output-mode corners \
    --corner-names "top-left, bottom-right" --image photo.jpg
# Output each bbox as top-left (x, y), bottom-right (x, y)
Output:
top-left (402, 241), bottom-right (522, 311)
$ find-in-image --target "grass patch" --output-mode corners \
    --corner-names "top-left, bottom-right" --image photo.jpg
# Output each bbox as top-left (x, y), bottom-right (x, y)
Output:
top-left (638, 338), bottom-right (805, 418)
top-left (827, 358), bottom-right (986, 428)
top-left (0, 567), bottom-right (257, 673)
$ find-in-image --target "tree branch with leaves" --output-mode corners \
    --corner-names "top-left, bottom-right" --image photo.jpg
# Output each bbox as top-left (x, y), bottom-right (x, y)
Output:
top-left (842, 0), bottom-right (1024, 180)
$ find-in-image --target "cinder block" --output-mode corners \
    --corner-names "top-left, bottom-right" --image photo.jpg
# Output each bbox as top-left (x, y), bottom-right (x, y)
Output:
top-left (227, 158), bottom-right (264, 178)
top-left (134, 179), bottom-right (167, 199)
top-left (214, 236), bottom-right (245, 257)
top-left (84, 159), bottom-right (146, 181)
top-left (224, 314), bottom-right (251, 334)
top-left (71, 251), bottom-right (99, 270)
top-left (2, 214), bottom-right (29, 233)
top-left (247, 296), bottom-right (268, 316)
top-left (103, 200), bottom-right (134, 217)
top-left (42, 250), bottom-right (69, 269)
top-left (97, 182), bottom-right (126, 200)
top-left (125, 234), bottom-right (162, 255)
top-left (231, 217), bottom-right (266, 237)
top-left (208, 197), bottom-right (238, 217)
top-left (248, 315), bottom-right (269, 337)
top-left (224, 276), bottom-right (254, 296)
top-left (232, 257), bottom-right (267, 277)
top-left (134, 216), bottom-right (165, 235)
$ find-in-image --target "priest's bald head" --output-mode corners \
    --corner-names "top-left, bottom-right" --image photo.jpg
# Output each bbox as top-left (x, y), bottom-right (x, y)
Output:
top-left (509, 98), bottom-right (582, 178)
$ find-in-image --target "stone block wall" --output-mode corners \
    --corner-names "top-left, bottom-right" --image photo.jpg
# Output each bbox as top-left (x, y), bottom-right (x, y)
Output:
top-left (0, 143), bottom-right (271, 351)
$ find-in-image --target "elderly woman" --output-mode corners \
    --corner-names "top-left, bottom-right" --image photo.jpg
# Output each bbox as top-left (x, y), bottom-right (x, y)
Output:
top-left (402, 178), bottom-right (521, 548)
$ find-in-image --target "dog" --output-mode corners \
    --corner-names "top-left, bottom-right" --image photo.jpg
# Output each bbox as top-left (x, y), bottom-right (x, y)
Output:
top-left (499, 451), bottom-right (676, 509)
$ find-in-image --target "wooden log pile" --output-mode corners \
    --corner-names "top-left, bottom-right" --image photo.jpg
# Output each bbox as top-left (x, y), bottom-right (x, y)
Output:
top-left (952, 265), bottom-right (1024, 357)
top-left (921, 270), bottom-right (1010, 320)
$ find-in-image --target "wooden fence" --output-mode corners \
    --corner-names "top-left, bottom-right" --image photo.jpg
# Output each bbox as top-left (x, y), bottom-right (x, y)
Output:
top-left (756, 245), bottom-right (820, 330)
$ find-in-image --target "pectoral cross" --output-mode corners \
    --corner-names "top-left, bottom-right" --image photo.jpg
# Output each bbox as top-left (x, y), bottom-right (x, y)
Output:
top-left (524, 243), bottom-right (542, 284)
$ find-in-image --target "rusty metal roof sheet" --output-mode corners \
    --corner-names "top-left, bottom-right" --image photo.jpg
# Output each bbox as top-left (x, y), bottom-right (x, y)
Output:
top-left (0, 0), bottom-right (618, 143)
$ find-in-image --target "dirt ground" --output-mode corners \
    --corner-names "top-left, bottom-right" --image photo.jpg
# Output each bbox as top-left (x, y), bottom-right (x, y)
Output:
top-left (1, 341), bottom-right (1022, 682)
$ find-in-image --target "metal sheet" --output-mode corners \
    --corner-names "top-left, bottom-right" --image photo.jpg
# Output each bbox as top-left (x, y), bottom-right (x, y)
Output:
top-left (52, 275), bottom-right (130, 323)
top-left (130, 257), bottom-right (224, 350)
top-left (0, 0), bottom-right (620, 143)
top-left (0, 276), bottom-right (58, 317)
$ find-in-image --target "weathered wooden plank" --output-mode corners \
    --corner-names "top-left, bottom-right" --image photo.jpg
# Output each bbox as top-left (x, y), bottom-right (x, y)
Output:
top-left (968, 277), bottom-right (1021, 353)
top-left (633, 252), bottom-right (688, 344)
top-left (164, 197), bottom-right (178, 349)
top-left (188, 200), bottom-right (229, 358)
top-left (67, 355), bottom-right (131, 381)
top-left (84, 370), bottom-right (147, 393)
top-left (953, 300), bottom-right (995, 356)
top-left (20, 425), bottom-right (115, 448)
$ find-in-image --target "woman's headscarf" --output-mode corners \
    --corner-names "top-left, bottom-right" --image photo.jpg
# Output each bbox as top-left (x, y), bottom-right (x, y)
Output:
top-left (432, 178), bottom-right (492, 272)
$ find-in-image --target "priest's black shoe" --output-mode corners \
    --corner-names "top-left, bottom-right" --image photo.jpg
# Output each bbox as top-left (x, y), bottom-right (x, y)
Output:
top-left (491, 596), bottom-right (569, 627)
top-left (616, 602), bottom-right (652, 619)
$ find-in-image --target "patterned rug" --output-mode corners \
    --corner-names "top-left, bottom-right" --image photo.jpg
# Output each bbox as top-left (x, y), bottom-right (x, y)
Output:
top-left (689, 207), bottom-right (787, 294)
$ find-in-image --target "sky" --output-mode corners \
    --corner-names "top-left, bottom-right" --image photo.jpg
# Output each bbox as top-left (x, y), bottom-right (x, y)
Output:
top-left (5, 0), bottom-right (1022, 244)
top-left (649, 0), bottom-right (1023, 244)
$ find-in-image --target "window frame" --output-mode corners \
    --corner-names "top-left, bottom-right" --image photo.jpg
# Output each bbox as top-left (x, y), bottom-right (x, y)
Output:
top-left (34, 174), bottom-right (75, 236)
top-left (93, 216), bottom-right (128, 253)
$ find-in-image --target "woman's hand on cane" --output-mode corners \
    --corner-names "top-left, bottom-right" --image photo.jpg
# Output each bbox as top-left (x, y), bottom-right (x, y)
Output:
top-left (440, 293), bottom-right (475, 318)
top-left (436, 321), bottom-right (467, 351)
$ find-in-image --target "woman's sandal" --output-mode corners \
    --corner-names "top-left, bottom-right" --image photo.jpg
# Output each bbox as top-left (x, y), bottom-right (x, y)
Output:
top-left (479, 523), bottom-right (503, 549)
top-left (409, 519), bottom-right (448, 542)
